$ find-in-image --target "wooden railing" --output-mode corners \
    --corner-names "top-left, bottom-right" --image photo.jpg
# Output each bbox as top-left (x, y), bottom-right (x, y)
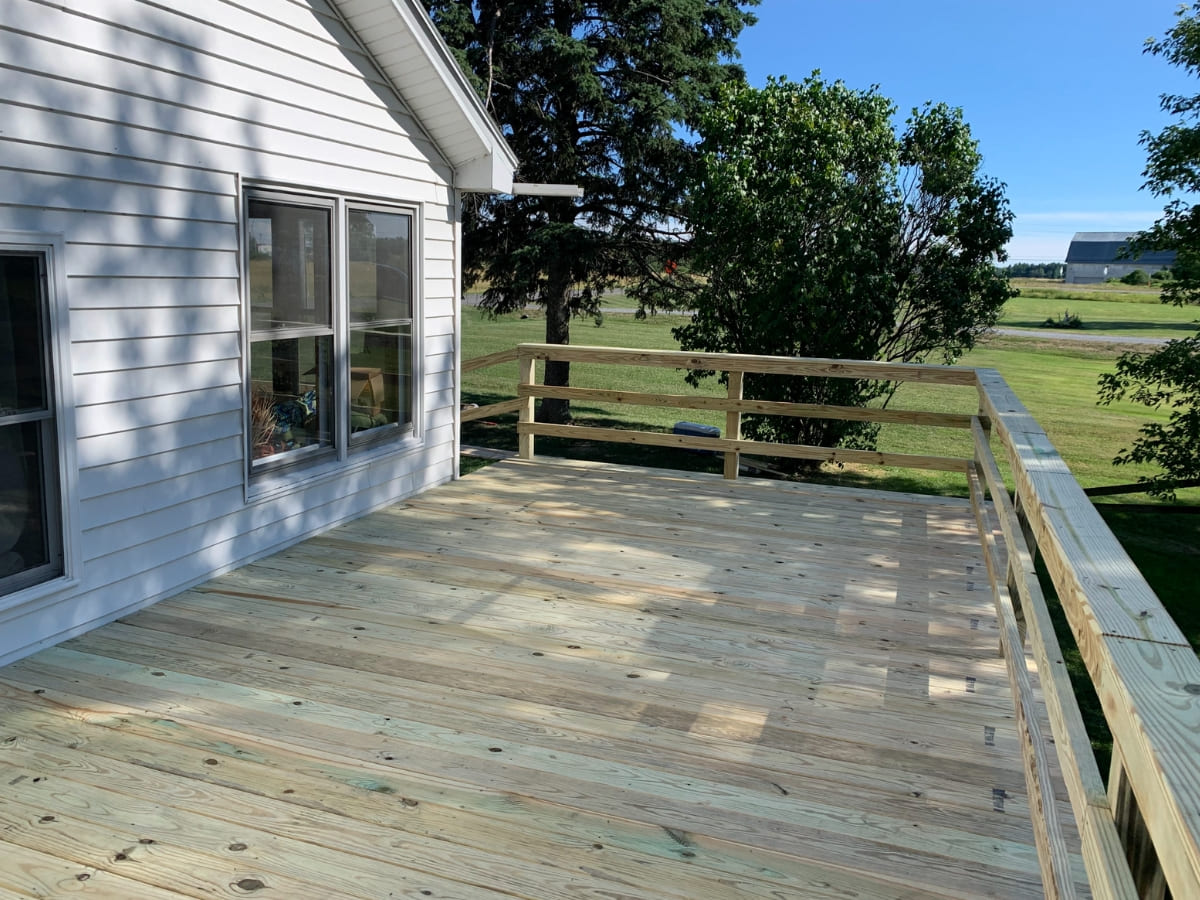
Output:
top-left (461, 343), bottom-right (1200, 900)
top-left (977, 371), bottom-right (1200, 900)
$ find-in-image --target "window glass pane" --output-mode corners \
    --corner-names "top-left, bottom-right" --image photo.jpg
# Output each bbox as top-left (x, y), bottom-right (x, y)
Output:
top-left (0, 415), bottom-right (60, 592)
top-left (250, 335), bottom-right (333, 462)
top-left (0, 254), bottom-right (48, 415)
top-left (248, 199), bottom-right (331, 331)
top-left (349, 324), bottom-right (411, 433)
top-left (348, 209), bottom-right (411, 324)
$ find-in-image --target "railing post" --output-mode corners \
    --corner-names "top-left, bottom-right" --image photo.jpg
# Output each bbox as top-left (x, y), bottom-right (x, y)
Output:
top-left (518, 349), bottom-right (536, 460)
top-left (724, 369), bottom-right (743, 480)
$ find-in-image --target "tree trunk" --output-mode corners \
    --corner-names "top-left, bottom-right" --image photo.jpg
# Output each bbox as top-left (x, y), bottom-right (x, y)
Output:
top-left (538, 276), bottom-right (572, 424)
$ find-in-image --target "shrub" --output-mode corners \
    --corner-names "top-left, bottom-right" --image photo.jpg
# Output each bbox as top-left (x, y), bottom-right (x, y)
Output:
top-left (663, 78), bottom-right (1013, 461)
top-left (1121, 269), bottom-right (1151, 285)
top-left (1042, 310), bottom-right (1084, 329)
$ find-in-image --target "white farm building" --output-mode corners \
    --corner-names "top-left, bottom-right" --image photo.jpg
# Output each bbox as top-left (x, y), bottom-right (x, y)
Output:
top-left (0, 0), bottom-right (518, 664)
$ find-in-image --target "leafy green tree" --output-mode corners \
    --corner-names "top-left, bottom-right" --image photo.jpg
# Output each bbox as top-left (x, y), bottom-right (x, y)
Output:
top-left (424, 0), bottom-right (758, 423)
top-left (668, 76), bottom-right (1014, 457)
top-left (1099, 3), bottom-right (1200, 498)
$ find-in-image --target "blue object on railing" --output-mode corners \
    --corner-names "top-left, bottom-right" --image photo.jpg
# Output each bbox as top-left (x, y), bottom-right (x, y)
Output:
top-left (673, 421), bottom-right (720, 454)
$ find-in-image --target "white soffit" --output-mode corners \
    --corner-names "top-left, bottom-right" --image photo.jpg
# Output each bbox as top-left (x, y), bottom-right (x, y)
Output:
top-left (510, 183), bottom-right (584, 198)
top-left (331, 0), bottom-right (518, 193)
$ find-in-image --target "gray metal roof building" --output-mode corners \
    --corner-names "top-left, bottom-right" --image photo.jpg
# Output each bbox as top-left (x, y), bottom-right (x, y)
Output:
top-left (1064, 232), bottom-right (1175, 283)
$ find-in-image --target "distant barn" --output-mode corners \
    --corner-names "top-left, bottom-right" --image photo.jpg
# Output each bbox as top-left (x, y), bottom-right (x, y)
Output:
top-left (1064, 232), bottom-right (1175, 283)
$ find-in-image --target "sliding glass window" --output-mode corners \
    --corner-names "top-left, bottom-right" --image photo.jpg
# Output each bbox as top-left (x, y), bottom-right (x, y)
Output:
top-left (244, 190), bottom-right (417, 475)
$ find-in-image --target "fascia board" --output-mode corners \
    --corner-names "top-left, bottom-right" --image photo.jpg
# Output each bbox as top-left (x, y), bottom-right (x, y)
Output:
top-left (332, 0), bottom-right (517, 192)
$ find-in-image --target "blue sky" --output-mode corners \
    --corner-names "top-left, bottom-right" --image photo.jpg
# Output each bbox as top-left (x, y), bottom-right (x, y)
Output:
top-left (734, 0), bottom-right (1198, 263)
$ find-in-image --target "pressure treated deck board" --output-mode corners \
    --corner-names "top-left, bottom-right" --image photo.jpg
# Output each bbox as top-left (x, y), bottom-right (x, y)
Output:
top-left (205, 560), bottom-right (998, 654)
top-left (159, 573), bottom-right (1011, 700)
top-left (55, 624), bottom-right (1033, 832)
top-left (318, 524), bottom-right (983, 599)
top-left (116, 599), bottom-right (1023, 762)
top-left (285, 535), bottom-right (990, 637)
top-left (238, 542), bottom-right (999, 639)
top-left (169, 597), bottom-right (1012, 725)
top-left (0, 457), bottom-right (1088, 898)
top-left (0, 687), bottom-right (976, 900)
top-left (28, 625), bottom-right (1014, 817)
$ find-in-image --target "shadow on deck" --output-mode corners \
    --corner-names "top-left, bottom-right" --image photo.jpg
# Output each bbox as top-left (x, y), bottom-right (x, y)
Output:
top-left (0, 457), bottom-right (1085, 898)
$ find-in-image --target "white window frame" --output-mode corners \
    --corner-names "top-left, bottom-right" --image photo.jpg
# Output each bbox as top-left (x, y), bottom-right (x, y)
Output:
top-left (240, 186), bottom-right (423, 495)
top-left (0, 231), bottom-right (80, 614)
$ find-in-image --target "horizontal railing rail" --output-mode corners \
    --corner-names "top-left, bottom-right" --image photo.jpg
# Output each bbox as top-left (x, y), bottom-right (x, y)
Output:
top-left (514, 344), bottom-right (981, 383)
top-left (460, 347), bottom-right (524, 424)
top-left (459, 342), bottom-right (1200, 899)
top-left (461, 347), bottom-right (519, 373)
top-left (461, 397), bottom-right (523, 423)
top-left (521, 383), bottom-right (977, 429)
top-left (966, 435), bottom-right (1081, 899)
top-left (505, 343), bottom-right (982, 478)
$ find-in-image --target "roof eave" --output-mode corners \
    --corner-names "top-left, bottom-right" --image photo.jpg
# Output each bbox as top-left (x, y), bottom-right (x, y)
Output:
top-left (330, 0), bottom-right (518, 194)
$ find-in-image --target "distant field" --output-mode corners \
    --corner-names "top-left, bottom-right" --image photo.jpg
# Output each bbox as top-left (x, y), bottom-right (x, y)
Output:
top-left (1007, 277), bottom-right (1163, 301)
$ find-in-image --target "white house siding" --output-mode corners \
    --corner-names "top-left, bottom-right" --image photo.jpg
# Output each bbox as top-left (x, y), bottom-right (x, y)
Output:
top-left (0, 0), bottom-right (465, 664)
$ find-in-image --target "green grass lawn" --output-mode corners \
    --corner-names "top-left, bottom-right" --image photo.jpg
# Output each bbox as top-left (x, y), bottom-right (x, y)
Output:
top-left (883, 335), bottom-right (1195, 494)
top-left (999, 294), bottom-right (1198, 338)
top-left (995, 277), bottom-right (1200, 335)
top-left (462, 309), bottom-right (1195, 497)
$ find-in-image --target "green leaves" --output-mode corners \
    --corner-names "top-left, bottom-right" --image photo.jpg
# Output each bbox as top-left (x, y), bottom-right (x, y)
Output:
top-left (424, 1), bottom-right (758, 422)
top-left (667, 75), bottom-right (1013, 460)
top-left (424, 0), bottom-right (759, 316)
top-left (1101, 3), bottom-right (1200, 496)
top-left (1099, 337), bottom-right (1200, 499)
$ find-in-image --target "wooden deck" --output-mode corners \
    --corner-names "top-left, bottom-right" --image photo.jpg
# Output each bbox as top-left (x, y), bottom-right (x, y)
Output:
top-left (0, 457), bottom-right (1087, 899)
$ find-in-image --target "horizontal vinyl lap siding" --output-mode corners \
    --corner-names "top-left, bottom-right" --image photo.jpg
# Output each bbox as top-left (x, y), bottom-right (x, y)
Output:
top-left (0, 0), bottom-right (462, 663)
top-left (77, 438), bottom-right (246, 503)
top-left (4, 0), bottom-right (444, 162)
